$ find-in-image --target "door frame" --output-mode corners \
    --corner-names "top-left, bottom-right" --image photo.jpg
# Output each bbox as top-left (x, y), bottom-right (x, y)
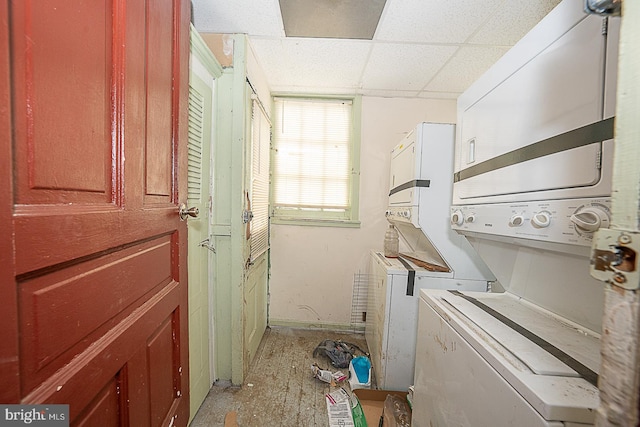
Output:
top-left (0, 0), bottom-right (20, 403)
top-left (187, 26), bottom-right (222, 419)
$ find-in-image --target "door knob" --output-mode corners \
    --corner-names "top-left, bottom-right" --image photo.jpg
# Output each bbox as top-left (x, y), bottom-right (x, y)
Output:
top-left (178, 203), bottom-right (199, 221)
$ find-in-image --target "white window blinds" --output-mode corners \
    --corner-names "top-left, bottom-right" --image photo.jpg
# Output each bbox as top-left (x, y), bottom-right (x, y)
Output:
top-left (250, 99), bottom-right (270, 260)
top-left (272, 97), bottom-right (354, 221)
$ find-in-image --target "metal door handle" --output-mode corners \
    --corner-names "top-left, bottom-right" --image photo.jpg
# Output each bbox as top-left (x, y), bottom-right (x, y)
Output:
top-left (178, 203), bottom-right (199, 221)
top-left (199, 238), bottom-right (216, 253)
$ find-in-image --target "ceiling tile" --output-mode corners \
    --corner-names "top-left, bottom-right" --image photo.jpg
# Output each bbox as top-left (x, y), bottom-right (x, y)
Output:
top-left (425, 45), bottom-right (509, 94)
top-left (375, 0), bottom-right (503, 43)
top-left (192, 0), bottom-right (559, 98)
top-left (192, 0), bottom-right (284, 37)
top-left (250, 38), bottom-right (371, 92)
top-left (279, 0), bottom-right (386, 39)
top-left (362, 43), bottom-right (458, 91)
top-left (469, 0), bottom-right (562, 45)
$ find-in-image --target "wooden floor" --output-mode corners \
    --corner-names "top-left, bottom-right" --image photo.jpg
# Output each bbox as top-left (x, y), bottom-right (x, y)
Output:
top-left (190, 326), bottom-right (369, 426)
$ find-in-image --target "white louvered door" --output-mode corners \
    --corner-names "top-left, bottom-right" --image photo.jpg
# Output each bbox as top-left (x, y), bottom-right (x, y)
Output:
top-left (242, 94), bottom-right (271, 370)
top-left (186, 69), bottom-right (214, 420)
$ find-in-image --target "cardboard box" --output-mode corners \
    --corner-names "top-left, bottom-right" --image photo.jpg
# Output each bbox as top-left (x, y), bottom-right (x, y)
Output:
top-left (353, 389), bottom-right (412, 426)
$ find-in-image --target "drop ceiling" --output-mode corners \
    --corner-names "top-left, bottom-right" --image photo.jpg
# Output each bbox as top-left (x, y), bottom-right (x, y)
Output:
top-left (191, 0), bottom-right (562, 99)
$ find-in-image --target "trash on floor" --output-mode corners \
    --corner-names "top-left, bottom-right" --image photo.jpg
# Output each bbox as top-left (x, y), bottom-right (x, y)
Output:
top-left (348, 356), bottom-right (372, 390)
top-left (352, 389), bottom-right (413, 427)
top-left (223, 411), bottom-right (239, 427)
top-left (325, 387), bottom-right (367, 427)
top-left (311, 363), bottom-right (347, 385)
top-left (312, 339), bottom-right (368, 368)
top-left (383, 393), bottom-right (412, 427)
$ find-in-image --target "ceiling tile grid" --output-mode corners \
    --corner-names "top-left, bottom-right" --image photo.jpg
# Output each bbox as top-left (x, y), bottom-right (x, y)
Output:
top-left (192, 0), bottom-right (563, 98)
top-left (250, 37), bottom-right (372, 91)
top-left (374, 0), bottom-right (504, 43)
top-left (425, 45), bottom-right (511, 94)
top-left (468, 0), bottom-right (562, 45)
top-left (361, 43), bottom-right (459, 91)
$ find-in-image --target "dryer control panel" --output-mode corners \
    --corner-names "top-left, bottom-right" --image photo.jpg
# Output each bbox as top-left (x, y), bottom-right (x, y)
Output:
top-left (451, 198), bottom-right (611, 247)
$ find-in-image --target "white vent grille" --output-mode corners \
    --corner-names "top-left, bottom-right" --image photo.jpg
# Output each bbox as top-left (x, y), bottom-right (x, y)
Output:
top-left (350, 273), bottom-right (369, 331)
top-left (187, 85), bottom-right (205, 202)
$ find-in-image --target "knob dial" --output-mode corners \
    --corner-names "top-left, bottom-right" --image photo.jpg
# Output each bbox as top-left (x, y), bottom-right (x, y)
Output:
top-left (451, 210), bottom-right (464, 226)
top-left (466, 214), bottom-right (476, 224)
top-left (531, 211), bottom-right (551, 228)
top-left (570, 207), bottom-right (610, 232)
top-left (509, 214), bottom-right (524, 227)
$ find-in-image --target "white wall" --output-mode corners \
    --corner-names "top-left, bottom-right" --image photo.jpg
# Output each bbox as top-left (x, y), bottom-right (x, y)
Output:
top-left (269, 96), bottom-right (457, 328)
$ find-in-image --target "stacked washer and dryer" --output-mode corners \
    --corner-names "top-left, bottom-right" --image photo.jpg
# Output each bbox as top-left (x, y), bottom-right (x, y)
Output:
top-left (412, 1), bottom-right (619, 426)
top-left (366, 123), bottom-right (495, 391)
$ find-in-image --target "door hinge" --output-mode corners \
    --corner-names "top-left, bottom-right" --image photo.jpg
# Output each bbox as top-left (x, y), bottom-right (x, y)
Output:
top-left (242, 209), bottom-right (254, 224)
top-left (245, 256), bottom-right (254, 270)
top-left (602, 17), bottom-right (608, 35)
top-left (591, 229), bottom-right (640, 290)
top-left (596, 149), bottom-right (602, 169)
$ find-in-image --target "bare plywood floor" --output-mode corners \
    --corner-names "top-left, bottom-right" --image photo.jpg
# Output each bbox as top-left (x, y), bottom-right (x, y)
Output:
top-left (190, 326), bottom-right (369, 426)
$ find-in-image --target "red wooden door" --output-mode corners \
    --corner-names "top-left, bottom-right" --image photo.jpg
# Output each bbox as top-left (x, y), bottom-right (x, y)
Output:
top-left (0, 1), bottom-right (191, 426)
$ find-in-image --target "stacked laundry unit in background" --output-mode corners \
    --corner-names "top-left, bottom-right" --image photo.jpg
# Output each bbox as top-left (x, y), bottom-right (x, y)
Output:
top-left (413, 0), bottom-right (619, 425)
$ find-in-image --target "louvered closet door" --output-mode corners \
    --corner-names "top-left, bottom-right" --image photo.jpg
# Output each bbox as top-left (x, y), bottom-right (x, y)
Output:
top-left (242, 97), bottom-right (270, 373)
top-left (186, 71), bottom-right (213, 420)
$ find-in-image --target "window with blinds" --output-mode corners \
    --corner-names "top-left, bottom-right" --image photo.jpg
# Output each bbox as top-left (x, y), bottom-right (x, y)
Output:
top-left (272, 97), bottom-right (360, 224)
top-left (250, 100), bottom-right (271, 260)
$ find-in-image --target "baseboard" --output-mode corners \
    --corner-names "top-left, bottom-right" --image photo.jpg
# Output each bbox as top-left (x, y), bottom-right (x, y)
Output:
top-left (268, 318), bottom-right (365, 334)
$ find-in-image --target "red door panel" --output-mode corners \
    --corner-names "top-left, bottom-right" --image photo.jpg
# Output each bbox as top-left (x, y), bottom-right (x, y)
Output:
top-left (148, 317), bottom-right (180, 426)
top-left (12, 0), bottom-right (113, 205)
top-left (2, 1), bottom-right (191, 425)
top-left (18, 236), bottom-right (174, 394)
top-left (145, 0), bottom-right (175, 200)
top-left (72, 378), bottom-right (121, 427)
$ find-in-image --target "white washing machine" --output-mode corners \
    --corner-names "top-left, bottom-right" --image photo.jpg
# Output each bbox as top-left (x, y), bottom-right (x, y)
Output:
top-left (413, 288), bottom-right (600, 427)
top-left (411, 1), bottom-right (620, 425)
top-left (367, 121), bottom-right (494, 392)
top-left (366, 251), bottom-right (487, 391)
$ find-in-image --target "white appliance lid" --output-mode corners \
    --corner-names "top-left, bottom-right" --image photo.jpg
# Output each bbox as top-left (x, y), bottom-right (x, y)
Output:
top-left (392, 221), bottom-right (450, 271)
top-left (372, 251), bottom-right (452, 277)
top-left (423, 289), bottom-right (600, 424)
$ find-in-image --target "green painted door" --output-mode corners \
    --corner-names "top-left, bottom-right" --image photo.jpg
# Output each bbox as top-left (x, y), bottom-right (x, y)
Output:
top-left (187, 69), bottom-right (214, 420)
top-left (243, 97), bottom-right (270, 372)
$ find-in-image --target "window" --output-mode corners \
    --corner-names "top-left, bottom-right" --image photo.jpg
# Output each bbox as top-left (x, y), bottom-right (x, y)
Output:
top-left (271, 96), bottom-right (361, 226)
top-left (249, 98), bottom-right (270, 260)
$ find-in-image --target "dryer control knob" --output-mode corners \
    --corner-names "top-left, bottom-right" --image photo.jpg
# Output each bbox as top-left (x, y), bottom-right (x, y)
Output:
top-left (532, 211), bottom-right (551, 228)
top-left (466, 214), bottom-right (476, 223)
top-left (570, 207), bottom-right (610, 232)
top-left (509, 214), bottom-right (524, 227)
top-left (451, 210), bottom-right (464, 226)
